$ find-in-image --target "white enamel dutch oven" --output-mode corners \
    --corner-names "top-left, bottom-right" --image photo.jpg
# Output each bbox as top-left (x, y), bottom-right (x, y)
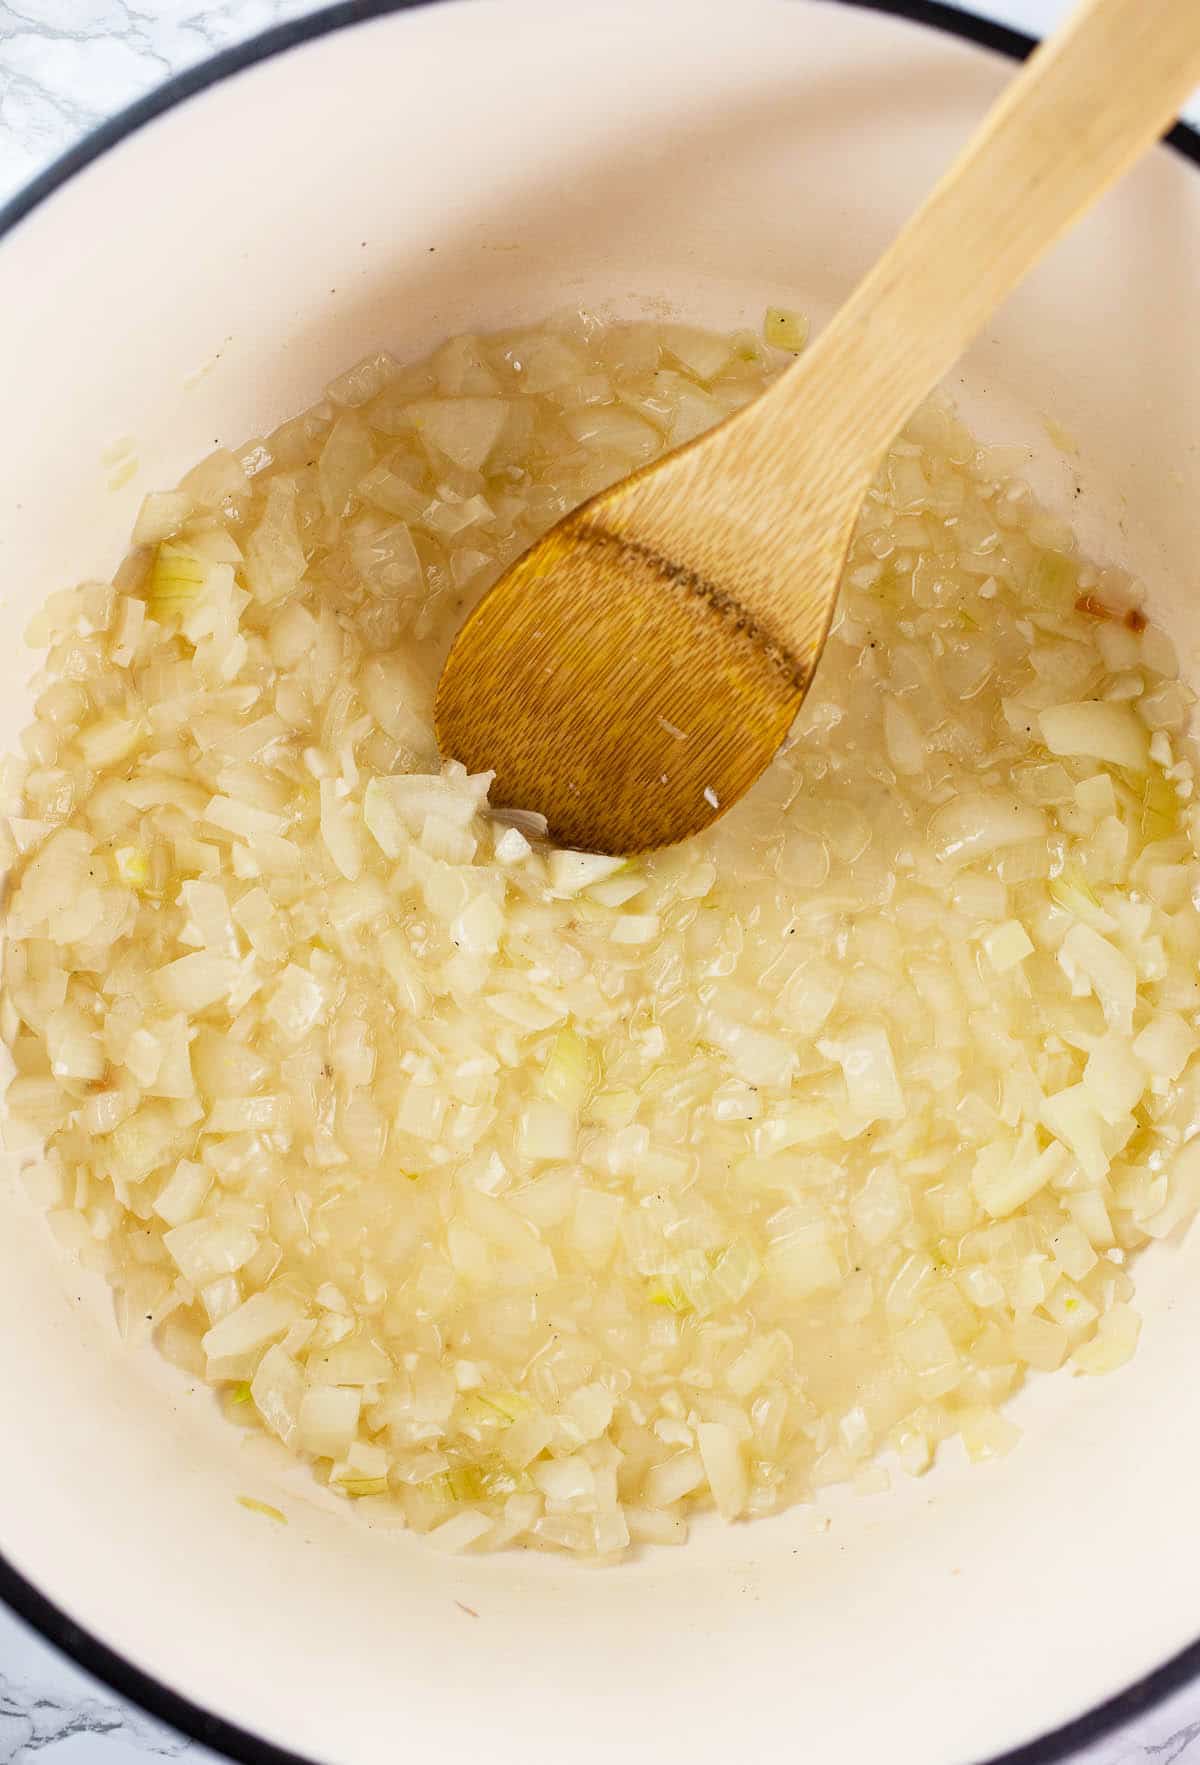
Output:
top-left (1, 4), bottom-right (1198, 1762)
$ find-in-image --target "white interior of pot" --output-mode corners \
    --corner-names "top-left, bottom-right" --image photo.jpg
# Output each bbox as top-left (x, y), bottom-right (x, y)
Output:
top-left (1, 4), bottom-right (1199, 1762)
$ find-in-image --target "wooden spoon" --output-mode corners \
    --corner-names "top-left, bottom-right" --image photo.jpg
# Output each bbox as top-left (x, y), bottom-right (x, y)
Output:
top-left (436, 0), bottom-right (1200, 855)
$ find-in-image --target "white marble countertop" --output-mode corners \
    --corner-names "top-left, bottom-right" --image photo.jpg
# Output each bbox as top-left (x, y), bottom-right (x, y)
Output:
top-left (1, 2), bottom-right (1199, 1762)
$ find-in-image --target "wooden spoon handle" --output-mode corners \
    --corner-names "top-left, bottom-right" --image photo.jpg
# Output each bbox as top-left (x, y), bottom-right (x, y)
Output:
top-left (761, 0), bottom-right (1200, 475)
top-left (605, 0), bottom-right (1200, 679)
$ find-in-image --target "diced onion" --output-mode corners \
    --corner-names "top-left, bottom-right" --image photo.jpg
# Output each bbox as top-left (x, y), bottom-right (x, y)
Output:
top-left (762, 306), bottom-right (809, 354)
top-left (8, 308), bottom-right (1200, 1563)
top-left (1040, 700), bottom-right (1151, 771)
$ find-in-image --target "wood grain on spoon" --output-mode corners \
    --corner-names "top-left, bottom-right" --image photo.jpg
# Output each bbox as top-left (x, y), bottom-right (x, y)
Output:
top-left (435, 0), bottom-right (1200, 855)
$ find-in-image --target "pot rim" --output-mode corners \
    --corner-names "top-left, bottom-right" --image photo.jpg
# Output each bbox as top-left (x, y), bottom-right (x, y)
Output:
top-left (1, 5), bottom-right (1197, 1763)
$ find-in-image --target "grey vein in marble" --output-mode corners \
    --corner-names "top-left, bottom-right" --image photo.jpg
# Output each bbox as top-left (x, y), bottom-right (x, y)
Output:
top-left (0, 1666), bottom-right (189, 1763)
top-left (0, 0), bottom-right (316, 203)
